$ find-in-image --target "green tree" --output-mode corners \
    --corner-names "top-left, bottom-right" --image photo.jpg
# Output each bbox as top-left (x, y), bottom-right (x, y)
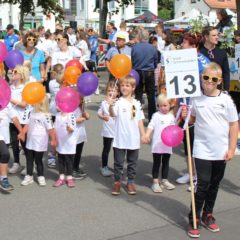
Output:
top-left (0, 0), bottom-right (64, 30)
top-left (99, 0), bottom-right (136, 37)
top-left (158, 0), bottom-right (173, 20)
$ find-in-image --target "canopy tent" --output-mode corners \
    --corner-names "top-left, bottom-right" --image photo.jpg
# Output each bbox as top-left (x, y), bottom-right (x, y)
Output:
top-left (125, 10), bottom-right (164, 24)
top-left (164, 9), bottom-right (212, 26)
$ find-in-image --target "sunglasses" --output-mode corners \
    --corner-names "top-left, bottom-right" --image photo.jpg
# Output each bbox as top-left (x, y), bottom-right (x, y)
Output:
top-left (131, 105), bottom-right (136, 119)
top-left (12, 69), bottom-right (20, 75)
top-left (202, 75), bottom-right (220, 83)
top-left (27, 37), bottom-right (37, 42)
top-left (56, 38), bottom-right (65, 42)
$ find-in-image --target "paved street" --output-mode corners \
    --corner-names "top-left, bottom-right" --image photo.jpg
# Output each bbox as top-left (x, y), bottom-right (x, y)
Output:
top-left (1, 72), bottom-right (240, 240)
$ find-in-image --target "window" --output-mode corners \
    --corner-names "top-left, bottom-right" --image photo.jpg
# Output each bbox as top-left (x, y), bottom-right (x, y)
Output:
top-left (109, 0), bottom-right (115, 10)
top-left (135, 0), bottom-right (148, 15)
top-left (191, 0), bottom-right (196, 3)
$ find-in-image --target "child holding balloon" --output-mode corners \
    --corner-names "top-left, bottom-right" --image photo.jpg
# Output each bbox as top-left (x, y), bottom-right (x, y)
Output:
top-left (182, 63), bottom-right (238, 238)
top-left (98, 80), bottom-right (119, 177)
top-left (72, 96), bottom-right (90, 179)
top-left (53, 110), bottom-right (77, 188)
top-left (108, 76), bottom-right (145, 195)
top-left (48, 63), bottom-right (64, 168)
top-left (144, 94), bottom-right (176, 193)
top-left (21, 96), bottom-right (56, 186)
top-left (9, 65), bottom-right (31, 174)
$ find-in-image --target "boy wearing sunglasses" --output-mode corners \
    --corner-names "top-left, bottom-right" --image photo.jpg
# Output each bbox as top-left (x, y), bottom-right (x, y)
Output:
top-left (185, 63), bottom-right (238, 238)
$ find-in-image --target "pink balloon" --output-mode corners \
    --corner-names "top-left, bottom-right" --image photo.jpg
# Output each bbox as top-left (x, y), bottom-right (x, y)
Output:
top-left (0, 78), bottom-right (11, 111)
top-left (56, 87), bottom-right (80, 113)
top-left (0, 42), bottom-right (8, 62)
top-left (161, 125), bottom-right (184, 147)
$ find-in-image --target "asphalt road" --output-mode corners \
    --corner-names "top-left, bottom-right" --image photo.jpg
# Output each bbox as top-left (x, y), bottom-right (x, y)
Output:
top-left (1, 71), bottom-right (240, 240)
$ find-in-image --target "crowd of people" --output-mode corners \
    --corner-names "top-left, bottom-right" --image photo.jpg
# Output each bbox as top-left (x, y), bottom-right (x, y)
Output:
top-left (0, 10), bottom-right (240, 238)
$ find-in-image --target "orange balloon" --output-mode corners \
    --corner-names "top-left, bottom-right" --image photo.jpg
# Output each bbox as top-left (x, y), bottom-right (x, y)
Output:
top-left (64, 66), bottom-right (81, 85)
top-left (0, 62), bottom-right (4, 77)
top-left (109, 54), bottom-right (132, 78)
top-left (22, 82), bottom-right (46, 105)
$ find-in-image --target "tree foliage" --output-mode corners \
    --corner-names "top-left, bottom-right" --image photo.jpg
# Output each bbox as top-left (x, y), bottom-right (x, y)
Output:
top-left (158, 0), bottom-right (173, 20)
top-left (0, 0), bottom-right (64, 30)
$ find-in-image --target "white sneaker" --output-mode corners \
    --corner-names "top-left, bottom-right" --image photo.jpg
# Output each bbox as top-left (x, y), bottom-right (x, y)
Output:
top-left (38, 176), bottom-right (46, 186)
top-left (176, 173), bottom-right (190, 184)
top-left (101, 167), bottom-right (112, 177)
top-left (21, 175), bottom-right (34, 186)
top-left (151, 183), bottom-right (163, 193)
top-left (161, 179), bottom-right (175, 190)
top-left (187, 177), bottom-right (197, 192)
top-left (9, 163), bottom-right (22, 174)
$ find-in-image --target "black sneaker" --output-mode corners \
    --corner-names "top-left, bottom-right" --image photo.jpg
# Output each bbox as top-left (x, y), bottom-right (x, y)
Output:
top-left (0, 178), bottom-right (14, 192)
top-left (72, 170), bottom-right (85, 180)
top-left (201, 213), bottom-right (220, 232)
top-left (78, 169), bottom-right (87, 177)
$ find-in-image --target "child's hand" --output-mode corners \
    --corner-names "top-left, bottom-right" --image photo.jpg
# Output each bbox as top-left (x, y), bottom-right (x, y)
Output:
top-left (106, 97), bottom-right (116, 106)
top-left (181, 106), bottom-right (188, 119)
top-left (50, 140), bottom-right (57, 148)
top-left (224, 149), bottom-right (235, 161)
top-left (17, 132), bottom-right (25, 142)
top-left (66, 125), bottom-right (74, 133)
top-left (102, 115), bottom-right (109, 122)
top-left (141, 135), bottom-right (149, 144)
top-left (76, 117), bottom-right (85, 123)
top-left (82, 112), bottom-right (90, 120)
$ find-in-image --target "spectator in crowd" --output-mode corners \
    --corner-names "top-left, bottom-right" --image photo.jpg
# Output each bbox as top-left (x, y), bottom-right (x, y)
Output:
top-left (216, 9), bottom-right (233, 34)
top-left (65, 26), bottom-right (77, 46)
top-left (234, 30), bottom-right (240, 44)
top-left (87, 28), bottom-right (98, 73)
top-left (112, 21), bottom-right (129, 44)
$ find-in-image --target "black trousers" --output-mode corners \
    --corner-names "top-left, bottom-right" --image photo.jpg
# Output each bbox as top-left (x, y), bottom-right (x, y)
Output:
top-left (0, 141), bottom-right (10, 164)
top-left (113, 148), bottom-right (139, 182)
top-left (152, 153), bottom-right (171, 179)
top-left (10, 123), bottom-right (27, 164)
top-left (26, 149), bottom-right (44, 176)
top-left (101, 137), bottom-right (113, 167)
top-left (135, 70), bottom-right (156, 121)
top-left (73, 142), bottom-right (84, 171)
top-left (189, 158), bottom-right (226, 219)
top-left (58, 153), bottom-right (74, 176)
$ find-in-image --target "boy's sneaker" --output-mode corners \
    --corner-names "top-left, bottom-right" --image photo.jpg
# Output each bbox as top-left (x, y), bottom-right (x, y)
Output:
top-left (78, 169), bottom-right (87, 177)
top-left (176, 173), bottom-right (190, 184)
top-left (161, 179), bottom-right (175, 190)
top-left (66, 179), bottom-right (75, 188)
top-left (188, 219), bottom-right (200, 238)
top-left (72, 170), bottom-right (84, 180)
top-left (0, 178), bottom-right (14, 192)
top-left (112, 181), bottom-right (121, 195)
top-left (9, 163), bottom-right (22, 174)
top-left (201, 213), bottom-right (220, 232)
top-left (37, 176), bottom-right (46, 186)
top-left (21, 175), bottom-right (34, 186)
top-left (187, 177), bottom-right (197, 192)
top-left (126, 183), bottom-right (137, 195)
top-left (101, 166), bottom-right (112, 177)
top-left (151, 183), bottom-right (163, 193)
top-left (48, 156), bottom-right (56, 168)
top-left (53, 178), bottom-right (65, 187)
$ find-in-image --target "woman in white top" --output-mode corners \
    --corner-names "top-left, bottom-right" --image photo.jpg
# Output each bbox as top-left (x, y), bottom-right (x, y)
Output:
top-left (46, 32), bottom-right (82, 72)
top-left (8, 65), bottom-right (31, 174)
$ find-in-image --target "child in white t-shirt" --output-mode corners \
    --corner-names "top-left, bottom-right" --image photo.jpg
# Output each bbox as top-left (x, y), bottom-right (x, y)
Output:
top-left (21, 96), bottom-right (56, 186)
top-left (53, 111), bottom-right (77, 188)
top-left (98, 80), bottom-right (119, 177)
top-left (8, 65), bottom-right (31, 174)
top-left (72, 96), bottom-right (90, 180)
top-left (48, 63), bottom-right (64, 168)
top-left (185, 63), bottom-right (238, 238)
top-left (145, 94), bottom-right (176, 193)
top-left (0, 104), bottom-right (24, 192)
top-left (108, 76), bottom-right (145, 195)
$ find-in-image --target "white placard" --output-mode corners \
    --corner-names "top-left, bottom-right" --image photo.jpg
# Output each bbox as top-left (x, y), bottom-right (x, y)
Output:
top-left (229, 57), bottom-right (239, 80)
top-left (164, 48), bottom-right (201, 99)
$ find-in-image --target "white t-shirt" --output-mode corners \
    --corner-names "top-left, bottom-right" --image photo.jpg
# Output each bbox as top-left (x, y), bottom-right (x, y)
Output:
top-left (98, 100), bottom-right (115, 138)
top-left (155, 35), bottom-right (165, 52)
top-left (51, 46), bottom-right (82, 68)
top-left (112, 97), bottom-right (144, 149)
top-left (43, 39), bottom-right (58, 56)
top-left (75, 40), bottom-right (91, 62)
top-left (73, 107), bottom-right (87, 144)
top-left (68, 33), bottom-right (77, 46)
top-left (0, 104), bottom-right (17, 144)
top-left (10, 83), bottom-right (31, 124)
top-left (148, 111), bottom-right (175, 154)
top-left (191, 92), bottom-right (238, 160)
top-left (26, 111), bottom-right (53, 152)
top-left (49, 79), bottom-right (60, 116)
top-left (55, 112), bottom-right (77, 154)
